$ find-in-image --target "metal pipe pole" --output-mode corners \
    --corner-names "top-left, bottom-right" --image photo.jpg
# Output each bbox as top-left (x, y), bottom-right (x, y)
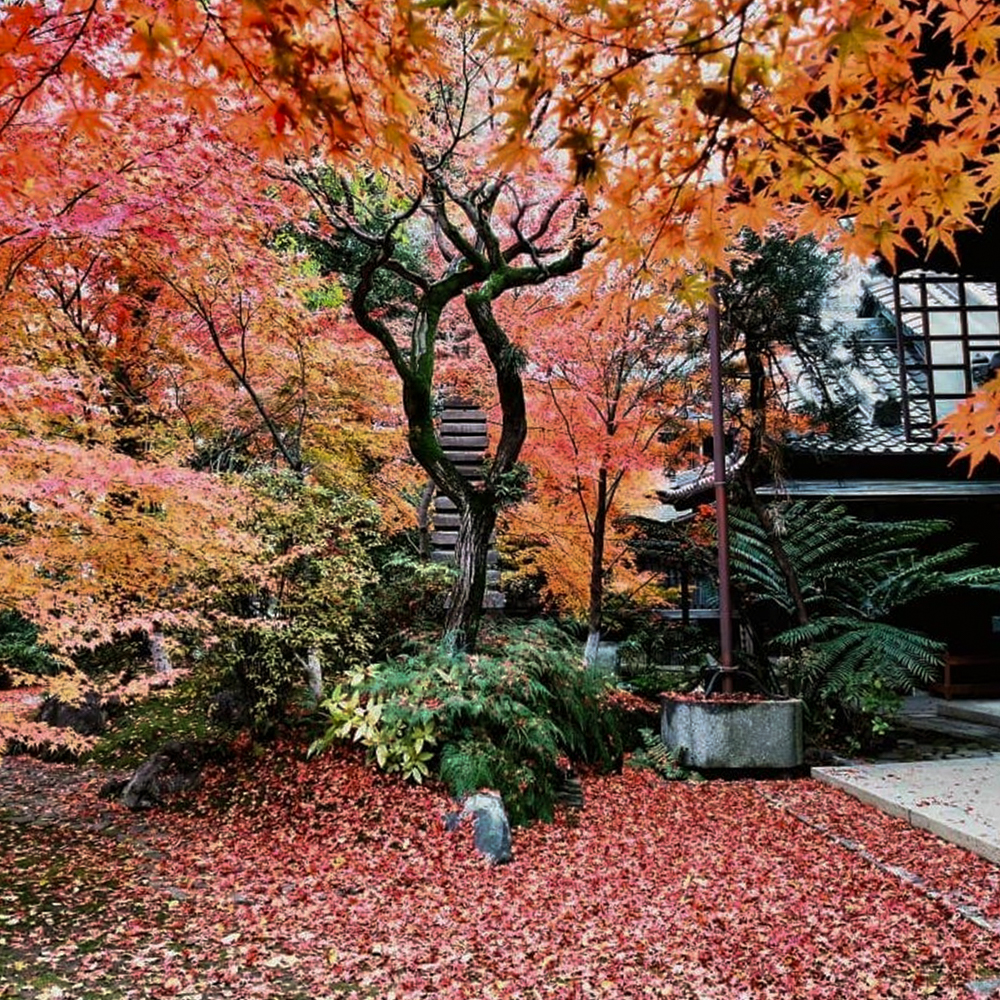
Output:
top-left (707, 285), bottom-right (735, 694)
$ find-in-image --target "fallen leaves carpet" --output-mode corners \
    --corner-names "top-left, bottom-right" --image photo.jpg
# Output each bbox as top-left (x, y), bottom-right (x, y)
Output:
top-left (1, 744), bottom-right (998, 999)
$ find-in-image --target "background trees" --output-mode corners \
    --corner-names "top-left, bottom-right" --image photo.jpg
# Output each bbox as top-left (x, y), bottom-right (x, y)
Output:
top-left (3, 0), bottom-right (1000, 750)
top-left (510, 276), bottom-right (695, 659)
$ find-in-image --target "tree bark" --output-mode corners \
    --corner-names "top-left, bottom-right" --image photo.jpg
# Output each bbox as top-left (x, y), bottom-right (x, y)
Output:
top-left (416, 480), bottom-right (435, 561)
top-left (584, 467), bottom-right (609, 666)
top-left (742, 341), bottom-right (810, 626)
top-left (443, 499), bottom-right (497, 650)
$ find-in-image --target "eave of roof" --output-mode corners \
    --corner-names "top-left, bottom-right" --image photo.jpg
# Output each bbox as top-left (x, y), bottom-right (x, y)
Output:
top-left (756, 479), bottom-right (1000, 500)
top-left (628, 503), bottom-right (696, 525)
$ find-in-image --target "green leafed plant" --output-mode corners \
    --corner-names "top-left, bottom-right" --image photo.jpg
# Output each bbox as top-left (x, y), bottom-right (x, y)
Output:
top-left (730, 498), bottom-right (1000, 747)
top-left (310, 619), bottom-right (623, 824)
top-left (197, 472), bottom-right (381, 737)
top-left (0, 610), bottom-right (62, 680)
top-left (309, 666), bottom-right (438, 783)
top-left (628, 727), bottom-right (690, 780)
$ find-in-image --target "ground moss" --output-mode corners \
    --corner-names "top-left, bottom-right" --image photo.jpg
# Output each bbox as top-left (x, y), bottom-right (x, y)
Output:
top-left (87, 680), bottom-right (220, 769)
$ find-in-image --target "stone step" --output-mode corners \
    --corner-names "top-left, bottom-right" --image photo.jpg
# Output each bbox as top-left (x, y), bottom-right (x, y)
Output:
top-left (440, 451), bottom-right (487, 465)
top-left (896, 714), bottom-right (1000, 745)
top-left (439, 435), bottom-right (488, 450)
top-left (438, 423), bottom-right (489, 436)
top-left (431, 549), bottom-right (499, 566)
top-left (431, 531), bottom-right (498, 547)
top-left (440, 408), bottom-right (486, 422)
top-left (937, 700), bottom-right (1000, 732)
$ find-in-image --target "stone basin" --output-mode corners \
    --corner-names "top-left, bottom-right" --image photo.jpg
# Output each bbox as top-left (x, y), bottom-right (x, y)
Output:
top-left (660, 695), bottom-right (804, 770)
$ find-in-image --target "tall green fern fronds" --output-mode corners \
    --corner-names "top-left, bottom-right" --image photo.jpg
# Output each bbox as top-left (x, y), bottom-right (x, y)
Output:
top-left (730, 498), bottom-right (1000, 745)
top-left (630, 727), bottom-right (689, 780)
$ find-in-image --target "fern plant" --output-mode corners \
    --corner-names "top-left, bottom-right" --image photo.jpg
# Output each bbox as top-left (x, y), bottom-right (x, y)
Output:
top-left (311, 620), bottom-right (623, 825)
top-left (729, 499), bottom-right (1000, 746)
top-left (629, 728), bottom-right (690, 780)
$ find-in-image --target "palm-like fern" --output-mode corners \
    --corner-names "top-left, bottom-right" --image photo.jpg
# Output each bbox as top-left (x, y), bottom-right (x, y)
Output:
top-left (730, 499), bottom-right (1000, 720)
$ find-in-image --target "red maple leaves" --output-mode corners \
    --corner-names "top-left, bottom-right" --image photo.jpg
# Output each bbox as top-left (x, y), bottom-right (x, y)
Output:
top-left (2, 744), bottom-right (998, 999)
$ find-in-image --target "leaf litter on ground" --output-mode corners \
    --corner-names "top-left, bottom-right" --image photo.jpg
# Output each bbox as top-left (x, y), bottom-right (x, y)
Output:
top-left (1, 742), bottom-right (999, 999)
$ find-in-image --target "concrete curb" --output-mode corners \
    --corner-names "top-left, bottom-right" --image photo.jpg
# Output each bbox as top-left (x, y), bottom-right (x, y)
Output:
top-left (812, 755), bottom-right (1000, 865)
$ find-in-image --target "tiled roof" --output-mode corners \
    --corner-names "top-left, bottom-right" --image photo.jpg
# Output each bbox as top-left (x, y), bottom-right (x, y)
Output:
top-left (781, 266), bottom-right (993, 457)
top-left (654, 265), bottom-right (998, 504)
top-left (655, 454), bottom-right (744, 505)
top-left (864, 273), bottom-right (999, 325)
top-left (784, 336), bottom-right (954, 456)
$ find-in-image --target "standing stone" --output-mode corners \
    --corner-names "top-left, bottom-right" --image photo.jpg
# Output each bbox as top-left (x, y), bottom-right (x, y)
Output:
top-left (445, 791), bottom-right (513, 864)
top-left (150, 629), bottom-right (172, 674)
top-left (305, 649), bottom-right (323, 698)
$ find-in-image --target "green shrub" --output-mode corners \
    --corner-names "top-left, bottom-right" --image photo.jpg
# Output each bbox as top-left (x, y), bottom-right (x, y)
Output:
top-left (195, 473), bottom-right (380, 737)
top-left (311, 619), bottom-right (623, 825)
top-left (0, 610), bottom-right (62, 680)
top-left (309, 664), bottom-right (439, 782)
top-left (71, 631), bottom-right (150, 680)
top-left (366, 548), bottom-right (455, 657)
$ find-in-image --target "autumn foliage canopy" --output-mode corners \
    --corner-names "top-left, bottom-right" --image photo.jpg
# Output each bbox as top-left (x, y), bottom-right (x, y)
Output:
top-left (1, 0), bottom-right (1000, 654)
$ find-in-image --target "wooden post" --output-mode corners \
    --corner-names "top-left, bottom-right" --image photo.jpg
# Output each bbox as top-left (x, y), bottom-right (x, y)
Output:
top-left (708, 288), bottom-right (735, 694)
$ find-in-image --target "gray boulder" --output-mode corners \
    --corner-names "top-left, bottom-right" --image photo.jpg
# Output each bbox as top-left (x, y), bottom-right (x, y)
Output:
top-left (107, 740), bottom-right (204, 810)
top-left (38, 690), bottom-right (107, 736)
top-left (445, 791), bottom-right (512, 864)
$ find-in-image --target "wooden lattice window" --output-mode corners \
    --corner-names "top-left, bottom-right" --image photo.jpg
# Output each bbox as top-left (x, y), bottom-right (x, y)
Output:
top-left (892, 273), bottom-right (1000, 441)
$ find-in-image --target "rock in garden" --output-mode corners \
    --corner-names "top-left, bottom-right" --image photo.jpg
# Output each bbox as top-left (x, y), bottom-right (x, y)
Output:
top-left (38, 690), bottom-right (107, 736)
top-left (118, 740), bottom-right (204, 810)
top-left (208, 688), bottom-right (250, 728)
top-left (555, 767), bottom-right (585, 810)
top-left (445, 791), bottom-right (513, 864)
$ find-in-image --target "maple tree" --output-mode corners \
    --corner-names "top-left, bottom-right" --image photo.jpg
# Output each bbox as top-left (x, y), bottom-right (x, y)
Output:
top-left (276, 100), bottom-right (597, 648)
top-left (0, 217), bottom-right (403, 659)
top-left (108, 0), bottom-right (1000, 273)
top-left (0, 6), bottom-right (418, 673)
top-left (509, 275), bottom-right (695, 657)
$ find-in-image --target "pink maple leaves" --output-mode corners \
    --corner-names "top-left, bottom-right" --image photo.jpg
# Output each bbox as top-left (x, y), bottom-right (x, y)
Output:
top-left (3, 743), bottom-right (998, 998)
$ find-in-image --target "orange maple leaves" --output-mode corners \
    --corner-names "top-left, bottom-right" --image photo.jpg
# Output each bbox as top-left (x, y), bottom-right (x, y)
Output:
top-left (940, 377), bottom-right (1000, 472)
top-left (0, 433), bottom-right (256, 650)
top-left (4, 0), bottom-right (999, 273)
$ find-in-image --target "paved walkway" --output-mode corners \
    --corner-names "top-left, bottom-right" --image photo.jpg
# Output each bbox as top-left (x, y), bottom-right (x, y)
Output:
top-left (813, 697), bottom-right (1000, 865)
